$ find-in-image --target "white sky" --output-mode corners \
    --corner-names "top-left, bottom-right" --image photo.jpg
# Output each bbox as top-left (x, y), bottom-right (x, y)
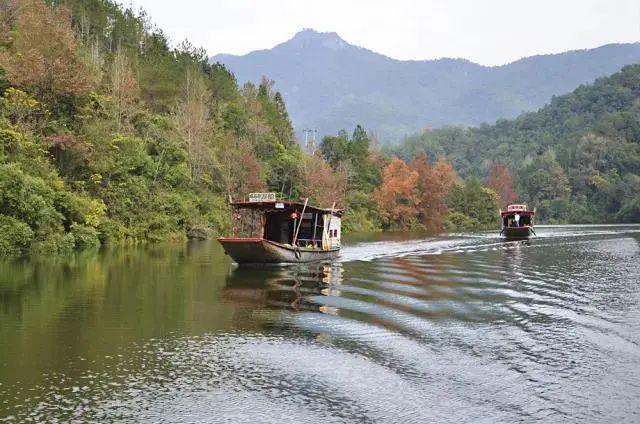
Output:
top-left (126, 0), bottom-right (640, 66)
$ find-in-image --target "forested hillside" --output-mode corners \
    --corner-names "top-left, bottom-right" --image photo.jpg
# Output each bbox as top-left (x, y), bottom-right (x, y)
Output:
top-left (392, 65), bottom-right (640, 223)
top-left (0, 0), bottom-right (321, 255)
top-left (213, 29), bottom-right (640, 141)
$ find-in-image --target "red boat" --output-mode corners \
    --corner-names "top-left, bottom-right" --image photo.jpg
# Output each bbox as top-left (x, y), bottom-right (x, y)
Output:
top-left (500, 204), bottom-right (535, 239)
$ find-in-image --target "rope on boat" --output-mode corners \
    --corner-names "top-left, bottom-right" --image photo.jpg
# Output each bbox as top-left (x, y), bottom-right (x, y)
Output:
top-left (294, 245), bottom-right (301, 259)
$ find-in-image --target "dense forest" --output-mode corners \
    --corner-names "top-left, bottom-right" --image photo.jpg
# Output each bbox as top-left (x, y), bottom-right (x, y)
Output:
top-left (0, 0), bottom-right (314, 256)
top-left (391, 65), bottom-right (640, 224)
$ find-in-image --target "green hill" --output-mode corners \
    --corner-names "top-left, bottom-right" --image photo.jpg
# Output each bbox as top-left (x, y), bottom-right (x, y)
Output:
top-left (393, 65), bottom-right (640, 223)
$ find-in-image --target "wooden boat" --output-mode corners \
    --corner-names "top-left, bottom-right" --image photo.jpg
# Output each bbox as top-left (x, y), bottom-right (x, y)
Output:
top-left (218, 193), bottom-right (343, 265)
top-left (500, 204), bottom-right (536, 239)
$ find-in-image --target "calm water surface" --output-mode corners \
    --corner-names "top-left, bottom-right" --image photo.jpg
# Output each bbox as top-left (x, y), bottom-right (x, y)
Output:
top-left (1, 225), bottom-right (639, 423)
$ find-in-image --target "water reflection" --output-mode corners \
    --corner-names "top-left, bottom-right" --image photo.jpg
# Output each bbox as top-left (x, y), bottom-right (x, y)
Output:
top-left (223, 264), bottom-right (340, 312)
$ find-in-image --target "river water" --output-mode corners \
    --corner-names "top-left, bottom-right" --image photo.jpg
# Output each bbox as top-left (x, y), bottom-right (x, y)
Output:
top-left (1, 225), bottom-right (639, 423)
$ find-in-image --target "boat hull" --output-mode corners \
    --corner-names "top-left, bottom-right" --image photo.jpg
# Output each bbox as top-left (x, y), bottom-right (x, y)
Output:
top-left (218, 238), bottom-right (339, 265)
top-left (502, 226), bottom-right (533, 239)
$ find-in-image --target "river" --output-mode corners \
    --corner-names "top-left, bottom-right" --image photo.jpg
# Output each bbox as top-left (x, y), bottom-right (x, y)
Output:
top-left (1, 225), bottom-right (639, 423)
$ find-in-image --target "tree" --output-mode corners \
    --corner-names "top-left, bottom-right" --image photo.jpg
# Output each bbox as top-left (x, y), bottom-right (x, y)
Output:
top-left (320, 133), bottom-right (348, 169)
top-left (0, 0), bottom-right (94, 99)
top-left (410, 153), bottom-right (458, 231)
top-left (447, 176), bottom-right (499, 228)
top-left (518, 151), bottom-right (570, 204)
top-left (109, 47), bottom-right (138, 129)
top-left (485, 161), bottom-right (518, 208)
top-left (374, 156), bottom-right (419, 229)
top-left (297, 155), bottom-right (348, 208)
top-left (272, 91), bottom-right (294, 147)
top-left (175, 67), bottom-right (211, 180)
top-left (215, 138), bottom-right (265, 196)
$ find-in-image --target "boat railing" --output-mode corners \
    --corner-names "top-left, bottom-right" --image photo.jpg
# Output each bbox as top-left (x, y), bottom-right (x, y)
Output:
top-left (295, 238), bottom-right (322, 248)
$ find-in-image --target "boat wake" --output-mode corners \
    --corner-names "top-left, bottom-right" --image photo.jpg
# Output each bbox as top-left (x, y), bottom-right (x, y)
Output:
top-left (340, 235), bottom-right (497, 262)
top-left (340, 225), bottom-right (640, 263)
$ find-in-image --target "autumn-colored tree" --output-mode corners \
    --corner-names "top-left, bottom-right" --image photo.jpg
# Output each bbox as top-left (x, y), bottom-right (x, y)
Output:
top-left (216, 138), bottom-right (265, 195)
top-left (109, 47), bottom-right (139, 129)
top-left (374, 156), bottom-right (419, 229)
top-left (297, 155), bottom-right (348, 208)
top-left (485, 161), bottom-right (518, 208)
top-left (410, 153), bottom-right (458, 231)
top-left (410, 153), bottom-right (432, 220)
top-left (0, 0), bottom-right (94, 98)
top-left (175, 67), bottom-right (211, 180)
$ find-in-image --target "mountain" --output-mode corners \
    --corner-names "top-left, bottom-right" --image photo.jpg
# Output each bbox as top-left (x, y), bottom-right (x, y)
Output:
top-left (211, 29), bottom-right (640, 141)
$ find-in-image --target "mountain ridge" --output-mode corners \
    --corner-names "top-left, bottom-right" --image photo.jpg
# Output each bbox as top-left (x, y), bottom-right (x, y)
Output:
top-left (211, 29), bottom-right (640, 141)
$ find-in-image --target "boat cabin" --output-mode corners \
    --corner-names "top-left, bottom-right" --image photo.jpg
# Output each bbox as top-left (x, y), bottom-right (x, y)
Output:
top-left (228, 197), bottom-right (343, 250)
top-left (501, 204), bottom-right (535, 228)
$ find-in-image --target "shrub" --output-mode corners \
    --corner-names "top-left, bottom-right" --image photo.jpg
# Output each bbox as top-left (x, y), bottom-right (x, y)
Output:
top-left (342, 207), bottom-right (382, 233)
top-left (30, 232), bottom-right (76, 255)
top-left (0, 163), bottom-right (64, 234)
top-left (444, 212), bottom-right (481, 232)
top-left (70, 224), bottom-right (101, 250)
top-left (197, 193), bottom-right (231, 236)
top-left (0, 215), bottom-right (34, 256)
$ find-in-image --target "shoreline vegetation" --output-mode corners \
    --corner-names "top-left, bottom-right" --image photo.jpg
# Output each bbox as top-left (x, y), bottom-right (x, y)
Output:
top-left (0, 0), bottom-right (638, 257)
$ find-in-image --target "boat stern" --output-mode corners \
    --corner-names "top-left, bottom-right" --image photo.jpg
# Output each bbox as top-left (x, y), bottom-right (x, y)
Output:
top-left (503, 226), bottom-right (533, 239)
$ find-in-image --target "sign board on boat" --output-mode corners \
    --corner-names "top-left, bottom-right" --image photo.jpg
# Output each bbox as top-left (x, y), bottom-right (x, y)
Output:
top-left (507, 204), bottom-right (527, 212)
top-left (248, 192), bottom-right (276, 202)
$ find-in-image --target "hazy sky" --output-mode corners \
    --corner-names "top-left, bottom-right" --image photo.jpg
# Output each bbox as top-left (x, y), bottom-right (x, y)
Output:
top-left (127, 0), bottom-right (640, 66)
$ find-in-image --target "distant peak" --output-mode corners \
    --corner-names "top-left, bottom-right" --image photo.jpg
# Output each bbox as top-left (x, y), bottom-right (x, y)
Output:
top-left (287, 28), bottom-right (349, 50)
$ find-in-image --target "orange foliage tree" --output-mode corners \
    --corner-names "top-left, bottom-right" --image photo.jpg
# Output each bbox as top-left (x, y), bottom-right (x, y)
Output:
top-left (485, 161), bottom-right (518, 208)
top-left (411, 153), bottom-right (458, 231)
top-left (297, 155), bottom-right (348, 208)
top-left (217, 139), bottom-right (265, 195)
top-left (374, 156), bottom-right (419, 229)
top-left (0, 0), bottom-right (94, 98)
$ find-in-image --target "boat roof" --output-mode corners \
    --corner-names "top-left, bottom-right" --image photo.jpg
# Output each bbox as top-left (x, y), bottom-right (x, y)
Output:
top-left (501, 204), bottom-right (534, 216)
top-left (501, 211), bottom-right (534, 216)
top-left (230, 200), bottom-right (344, 216)
top-left (501, 209), bottom-right (535, 217)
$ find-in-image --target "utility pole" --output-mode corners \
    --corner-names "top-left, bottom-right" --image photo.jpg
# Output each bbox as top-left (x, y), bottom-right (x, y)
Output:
top-left (302, 129), bottom-right (318, 152)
